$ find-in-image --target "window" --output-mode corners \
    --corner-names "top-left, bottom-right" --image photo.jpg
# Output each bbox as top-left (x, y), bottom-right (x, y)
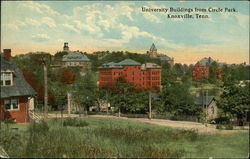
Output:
top-left (5, 72), bottom-right (11, 85)
top-left (4, 100), bottom-right (11, 110)
top-left (1, 72), bottom-right (13, 86)
top-left (4, 99), bottom-right (19, 111)
top-left (12, 99), bottom-right (19, 109)
top-left (1, 72), bottom-right (3, 85)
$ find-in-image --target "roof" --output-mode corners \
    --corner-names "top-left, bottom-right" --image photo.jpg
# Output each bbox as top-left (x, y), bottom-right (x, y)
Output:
top-left (1, 56), bottom-right (36, 98)
top-left (99, 59), bottom-right (141, 69)
top-left (193, 96), bottom-right (215, 106)
top-left (118, 59), bottom-right (141, 66)
top-left (62, 51), bottom-right (90, 62)
top-left (157, 54), bottom-right (172, 61)
top-left (150, 43), bottom-right (157, 52)
top-left (197, 57), bottom-right (214, 66)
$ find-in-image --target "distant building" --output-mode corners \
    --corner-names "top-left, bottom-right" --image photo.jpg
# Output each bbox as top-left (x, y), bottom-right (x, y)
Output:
top-left (98, 59), bottom-right (161, 90)
top-left (193, 96), bottom-right (218, 120)
top-left (0, 49), bottom-right (36, 123)
top-left (62, 51), bottom-right (91, 71)
top-left (63, 42), bottom-right (69, 52)
top-left (192, 57), bottom-right (223, 81)
top-left (145, 43), bottom-right (174, 66)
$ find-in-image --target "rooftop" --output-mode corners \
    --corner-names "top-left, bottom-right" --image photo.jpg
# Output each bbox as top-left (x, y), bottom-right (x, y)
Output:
top-left (62, 51), bottom-right (90, 62)
top-left (150, 43), bottom-right (157, 52)
top-left (1, 55), bottom-right (36, 98)
top-left (193, 96), bottom-right (215, 106)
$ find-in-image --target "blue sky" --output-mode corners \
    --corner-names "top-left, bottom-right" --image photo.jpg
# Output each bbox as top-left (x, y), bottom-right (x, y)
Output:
top-left (1, 1), bottom-right (249, 64)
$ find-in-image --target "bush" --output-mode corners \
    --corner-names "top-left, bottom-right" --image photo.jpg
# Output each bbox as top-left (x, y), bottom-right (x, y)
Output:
top-left (214, 117), bottom-right (230, 125)
top-left (224, 124), bottom-right (233, 130)
top-left (28, 120), bottom-right (50, 135)
top-left (63, 118), bottom-right (89, 127)
top-left (4, 119), bottom-right (16, 124)
top-left (216, 124), bottom-right (222, 129)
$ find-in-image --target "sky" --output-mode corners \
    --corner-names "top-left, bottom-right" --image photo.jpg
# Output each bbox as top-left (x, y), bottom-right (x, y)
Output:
top-left (1, 1), bottom-right (249, 64)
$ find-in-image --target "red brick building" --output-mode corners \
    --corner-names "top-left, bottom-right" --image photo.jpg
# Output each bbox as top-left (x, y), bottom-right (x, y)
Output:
top-left (192, 57), bottom-right (223, 81)
top-left (0, 49), bottom-right (36, 123)
top-left (98, 59), bottom-right (161, 90)
top-left (192, 63), bottom-right (209, 81)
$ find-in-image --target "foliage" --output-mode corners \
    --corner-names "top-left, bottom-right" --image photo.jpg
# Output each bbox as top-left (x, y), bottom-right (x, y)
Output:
top-left (72, 71), bottom-right (98, 112)
top-left (61, 68), bottom-right (75, 84)
top-left (160, 82), bottom-right (201, 115)
top-left (218, 81), bottom-right (249, 119)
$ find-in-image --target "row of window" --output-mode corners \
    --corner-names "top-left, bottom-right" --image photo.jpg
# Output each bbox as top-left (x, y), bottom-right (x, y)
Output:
top-left (152, 82), bottom-right (160, 86)
top-left (4, 99), bottom-right (19, 111)
top-left (1, 72), bottom-right (13, 86)
top-left (151, 71), bottom-right (160, 75)
top-left (151, 77), bottom-right (160, 80)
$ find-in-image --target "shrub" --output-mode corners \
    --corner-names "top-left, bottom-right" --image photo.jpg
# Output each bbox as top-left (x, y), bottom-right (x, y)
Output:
top-left (214, 117), bottom-right (230, 125)
top-left (216, 124), bottom-right (222, 129)
top-left (4, 119), bottom-right (16, 124)
top-left (224, 124), bottom-right (233, 130)
top-left (63, 118), bottom-right (89, 127)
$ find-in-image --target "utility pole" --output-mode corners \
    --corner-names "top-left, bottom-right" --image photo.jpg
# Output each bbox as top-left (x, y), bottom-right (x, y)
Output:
top-left (149, 91), bottom-right (152, 120)
top-left (67, 92), bottom-right (71, 117)
top-left (44, 63), bottom-right (48, 119)
top-left (206, 89), bottom-right (208, 122)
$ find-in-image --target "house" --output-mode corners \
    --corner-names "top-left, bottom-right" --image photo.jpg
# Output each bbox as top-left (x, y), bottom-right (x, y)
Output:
top-left (0, 49), bottom-right (36, 123)
top-left (98, 59), bottom-right (161, 90)
top-left (192, 57), bottom-right (223, 81)
top-left (145, 43), bottom-right (174, 66)
top-left (62, 51), bottom-right (91, 71)
top-left (193, 96), bottom-right (218, 120)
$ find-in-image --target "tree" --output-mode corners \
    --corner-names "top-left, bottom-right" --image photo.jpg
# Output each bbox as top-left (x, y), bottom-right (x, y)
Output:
top-left (61, 68), bottom-right (75, 84)
top-left (218, 81), bottom-right (249, 125)
top-left (72, 71), bottom-right (97, 112)
top-left (160, 82), bottom-right (201, 116)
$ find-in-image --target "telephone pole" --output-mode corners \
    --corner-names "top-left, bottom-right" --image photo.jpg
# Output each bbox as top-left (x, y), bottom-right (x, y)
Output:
top-left (149, 91), bottom-right (152, 120)
top-left (44, 63), bottom-right (48, 119)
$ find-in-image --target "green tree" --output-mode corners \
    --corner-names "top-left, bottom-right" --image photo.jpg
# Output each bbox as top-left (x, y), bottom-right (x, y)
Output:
top-left (72, 71), bottom-right (98, 112)
top-left (218, 81), bottom-right (249, 125)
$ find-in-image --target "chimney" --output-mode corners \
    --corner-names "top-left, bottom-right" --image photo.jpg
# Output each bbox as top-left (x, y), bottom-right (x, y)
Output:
top-left (3, 49), bottom-right (11, 61)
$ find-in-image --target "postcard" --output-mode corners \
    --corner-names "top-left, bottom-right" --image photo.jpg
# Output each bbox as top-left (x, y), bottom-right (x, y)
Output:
top-left (0, 0), bottom-right (249, 158)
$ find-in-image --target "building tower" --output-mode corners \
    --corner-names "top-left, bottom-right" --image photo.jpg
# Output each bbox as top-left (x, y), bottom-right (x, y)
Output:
top-left (149, 43), bottom-right (157, 58)
top-left (63, 42), bottom-right (69, 52)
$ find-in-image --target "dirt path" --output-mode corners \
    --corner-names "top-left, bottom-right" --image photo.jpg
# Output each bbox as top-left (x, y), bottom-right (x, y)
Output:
top-left (47, 113), bottom-right (248, 134)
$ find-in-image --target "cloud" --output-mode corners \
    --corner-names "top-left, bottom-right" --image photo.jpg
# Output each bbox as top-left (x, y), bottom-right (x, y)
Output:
top-left (63, 24), bottom-right (80, 33)
top-left (20, 1), bottom-right (59, 16)
top-left (5, 20), bottom-right (26, 30)
top-left (25, 17), bottom-right (56, 28)
top-left (32, 34), bottom-right (50, 42)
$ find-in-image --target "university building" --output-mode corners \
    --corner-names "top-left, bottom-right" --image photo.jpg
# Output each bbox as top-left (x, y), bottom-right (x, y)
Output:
top-left (98, 59), bottom-right (161, 90)
top-left (145, 43), bottom-right (174, 66)
top-left (192, 57), bottom-right (223, 81)
top-left (61, 42), bottom-right (91, 71)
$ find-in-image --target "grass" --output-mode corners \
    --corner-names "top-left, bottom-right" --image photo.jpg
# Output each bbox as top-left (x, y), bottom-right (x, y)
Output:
top-left (0, 117), bottom-right (248, 158)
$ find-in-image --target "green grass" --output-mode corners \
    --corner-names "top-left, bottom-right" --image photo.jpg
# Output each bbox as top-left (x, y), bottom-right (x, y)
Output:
top-left (0, 118), bottom-right (248, 158)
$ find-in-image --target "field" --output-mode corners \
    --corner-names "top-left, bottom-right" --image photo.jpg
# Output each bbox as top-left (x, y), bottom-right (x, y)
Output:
top-left (0, 117), bottom-right (248, 158)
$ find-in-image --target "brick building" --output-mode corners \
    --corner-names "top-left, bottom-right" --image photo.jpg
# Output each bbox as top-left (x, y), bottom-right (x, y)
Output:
top-left (98, 59), bottom-right (161, 90)
top-left (0, 49), bottom-right (36, 123)
top-left (192, 57), bottom-right (223, 81)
